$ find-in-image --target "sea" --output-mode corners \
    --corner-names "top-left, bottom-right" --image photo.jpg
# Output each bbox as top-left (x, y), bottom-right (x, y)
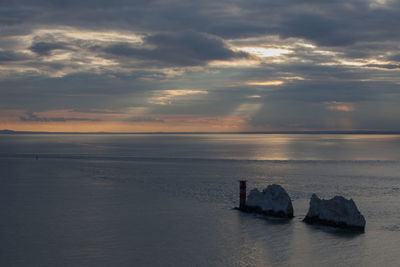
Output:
top-left (0, 134), bottom-right (399, 266)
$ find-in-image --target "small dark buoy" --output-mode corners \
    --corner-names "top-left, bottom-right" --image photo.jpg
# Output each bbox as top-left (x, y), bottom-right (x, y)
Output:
top-left (35, 155), bottom-right (39, 160)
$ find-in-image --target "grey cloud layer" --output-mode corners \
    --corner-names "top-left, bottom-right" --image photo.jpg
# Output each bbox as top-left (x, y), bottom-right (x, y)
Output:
top-left (1, 0), bottom-right (400, 130)
top-left (101, 31), bottom-right (248, 66)
top-left (2, 0), bottom-right (399, 44)
top-left (19, 112), bottom-right (99, 122)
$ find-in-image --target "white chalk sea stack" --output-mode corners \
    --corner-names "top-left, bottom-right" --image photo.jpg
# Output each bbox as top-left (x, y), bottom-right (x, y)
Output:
top-left (245, 184), bottom-right (294, 218)
top-left (303, 194), bottom-right (366, 231)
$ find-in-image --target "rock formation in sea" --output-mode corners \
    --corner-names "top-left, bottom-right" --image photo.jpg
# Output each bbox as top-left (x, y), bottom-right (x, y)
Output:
top-left (242, 184), bottom-right (294, 218)
top-left (303, 194), bottom-right (366, 231)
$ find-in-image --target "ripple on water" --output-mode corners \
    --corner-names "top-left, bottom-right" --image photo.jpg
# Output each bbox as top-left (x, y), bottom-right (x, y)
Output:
top-left (383, 225), bottom-right (400, 232)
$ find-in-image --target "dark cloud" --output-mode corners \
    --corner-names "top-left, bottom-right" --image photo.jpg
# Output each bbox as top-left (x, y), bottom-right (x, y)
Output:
top-left (280, 14), bottom-right (351, 46)
top-left (1, 0), bottom-right (400, 46)
top-left (102, 31), bottom-right (248, 66)
top-left (0, 7), bottom-right (32, 26)
top-left (19, 112), bottom-right (99, 122)
top-left (0, 50), bottom-right (30, 61)
top-left (366, 64), bottom-right (400, 70)
top-left (115, 0), bottom-right (400, 47)
top-left (30, 41), bottom-right (70, 56)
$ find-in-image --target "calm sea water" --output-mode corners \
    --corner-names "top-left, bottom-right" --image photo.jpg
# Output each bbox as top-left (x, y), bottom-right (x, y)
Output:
top-left (0, 134), bottom-right (400, 266)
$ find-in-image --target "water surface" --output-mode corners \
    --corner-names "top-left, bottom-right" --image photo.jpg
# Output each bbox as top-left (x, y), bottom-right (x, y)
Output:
top-left (1, 134), bottom-right (399, 266)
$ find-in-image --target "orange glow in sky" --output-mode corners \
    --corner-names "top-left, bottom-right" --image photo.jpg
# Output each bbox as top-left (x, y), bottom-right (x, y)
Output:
top-left (0, 109), bottom-right (249, 132)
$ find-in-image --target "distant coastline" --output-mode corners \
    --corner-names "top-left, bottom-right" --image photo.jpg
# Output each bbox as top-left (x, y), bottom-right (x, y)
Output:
top-left (1, 129), bottom-right (400, 135)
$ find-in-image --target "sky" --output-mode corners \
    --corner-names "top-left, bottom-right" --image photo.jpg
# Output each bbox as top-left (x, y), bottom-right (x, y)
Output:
top-left (0, 0), bottom-right (400, 132)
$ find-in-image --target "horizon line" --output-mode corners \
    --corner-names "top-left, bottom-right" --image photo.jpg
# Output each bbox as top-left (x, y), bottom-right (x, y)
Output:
top-left (1, 129), bottom-right (400, 135)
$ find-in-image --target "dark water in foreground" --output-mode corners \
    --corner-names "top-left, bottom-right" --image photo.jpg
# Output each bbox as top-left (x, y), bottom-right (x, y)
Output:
top-left (0, 134), bottom-right (400, 266)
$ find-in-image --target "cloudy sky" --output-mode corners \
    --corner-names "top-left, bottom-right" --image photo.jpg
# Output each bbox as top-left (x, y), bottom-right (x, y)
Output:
top-left (1, 0), bottom-right (400, 132)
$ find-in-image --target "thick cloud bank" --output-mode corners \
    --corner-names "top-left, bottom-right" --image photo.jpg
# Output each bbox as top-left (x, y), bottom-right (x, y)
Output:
top-left (1, 0), bottom-right (400, 131)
